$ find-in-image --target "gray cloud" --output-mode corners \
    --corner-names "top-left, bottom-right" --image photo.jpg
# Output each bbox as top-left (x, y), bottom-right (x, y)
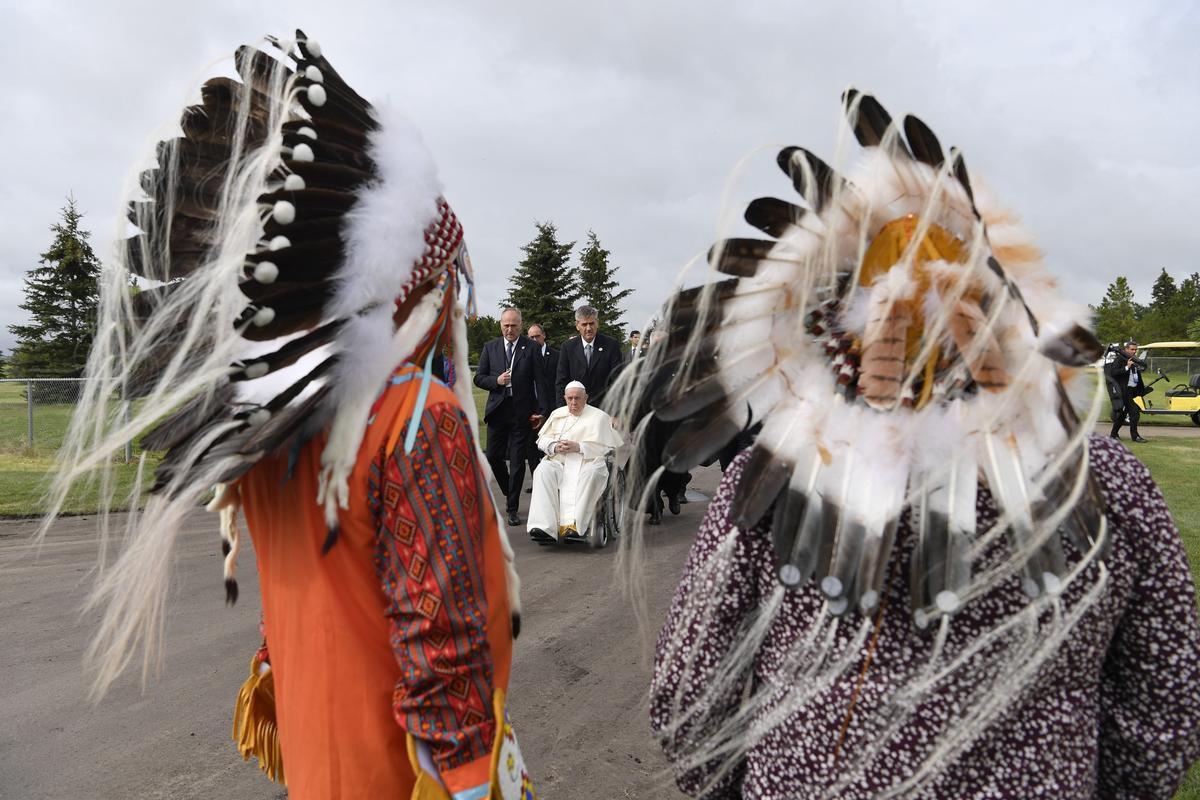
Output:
top-left (1, 0), bottom-right (1196, 352)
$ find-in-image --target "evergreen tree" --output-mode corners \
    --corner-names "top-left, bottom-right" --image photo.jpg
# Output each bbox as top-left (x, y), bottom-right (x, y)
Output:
top-left (1137, 269), bottom-right (1197, 342)
top-left (1149, 268), bottom-right (1178, 308)
top-left (465, 314), bottom-right (499, 363)
top-left (1091, 276), bottom-right (1138, 345)
top-left (502, 222), bottom-right (578, 344)
top-left (577, 231), bottom-right (634, 342)
top-left (1173, 272), bottom-right (1200, 341)
top-left (8, 199), bottom-right (101, 378)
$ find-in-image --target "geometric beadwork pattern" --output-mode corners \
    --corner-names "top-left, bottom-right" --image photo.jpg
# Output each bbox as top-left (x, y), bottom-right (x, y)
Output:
top-left (370, 394), bottom-right (497, 772)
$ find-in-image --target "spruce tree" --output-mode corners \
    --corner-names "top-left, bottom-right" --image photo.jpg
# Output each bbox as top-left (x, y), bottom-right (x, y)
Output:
top-left (1178, 273), bottom-right (1200, 341)
top-left (502, 222), bottom-right (578, 344)
top-left (1149, 269), bottom-right (1178, 309)
top-left (8, 199), bottom-right (101, 379)
top-left (465, 314), bottom-right (499, 363)
top-left (1091, 276), bottom-right (1138, 345)
top-left (577, 231), bottom-right (634, 342)
top-left (1138, 269), bottom-right (1194, 342)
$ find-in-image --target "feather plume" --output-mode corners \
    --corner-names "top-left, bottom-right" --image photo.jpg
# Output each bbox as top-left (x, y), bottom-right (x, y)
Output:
top-left (945, 296), bottom-right (1008, 392)
top-left (859, 282), bottom-right (914, 409)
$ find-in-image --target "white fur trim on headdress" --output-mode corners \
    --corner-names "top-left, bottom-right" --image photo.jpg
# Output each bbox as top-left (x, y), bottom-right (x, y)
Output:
top-left (314, 102), bottom-right (445, 531)
top-left (327, 101), bottom-right (442, 320)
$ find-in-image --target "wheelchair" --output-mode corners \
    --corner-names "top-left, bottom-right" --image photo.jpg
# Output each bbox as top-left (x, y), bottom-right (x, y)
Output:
top-left (534, 450), bottom-right (622, 549)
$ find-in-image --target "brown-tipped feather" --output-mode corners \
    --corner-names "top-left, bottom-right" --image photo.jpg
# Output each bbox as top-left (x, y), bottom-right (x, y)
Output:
top-left (859, 293), bottom-right (913, 409)
top-left (277, 159), bottom-right (373, 193)
top-left (1040, 323), bottom-right (1103, 367)
top-left (707, 238), bottom-right (808, 278)
top-left (239, 385), bottom-right (332, 459)
top-left (946, 298), bottom-right (1008, 392)
top-left (244, 238), bottom-right (345, 284)
top-left (776, 146), bottom-right (841, 212)
top-left (237, 296), bottom-right (328, 342)
top-left (142, 385), bottom-right (236, 452)
top-left (730, 446), bottom-right (792, 530)
top-left (903, 114), bottom-right (945, 169)
top-left (228, 321), bottom-right (345, 382)
top-left (662, 411), bottom-right (745, 472)
top-left (843, 90), bottom-right (890, 148)
top-left (949, 147), bottom-right (976, 207)
top-left (744, 197), bottom-right (809, 238)
top-left (235, 45), bottom-right (293, 96)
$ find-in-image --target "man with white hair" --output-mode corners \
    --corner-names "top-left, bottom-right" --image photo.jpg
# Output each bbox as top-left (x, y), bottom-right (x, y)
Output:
top-left (528, 381), bottom-right (624, 544)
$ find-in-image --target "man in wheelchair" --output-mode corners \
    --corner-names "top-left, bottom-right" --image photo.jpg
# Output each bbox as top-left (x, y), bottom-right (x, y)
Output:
top-left (527, 381), bottom-right (624, 545)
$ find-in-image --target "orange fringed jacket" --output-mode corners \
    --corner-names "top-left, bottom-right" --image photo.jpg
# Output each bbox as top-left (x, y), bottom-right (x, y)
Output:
top-left (240, 366), bottom-right (521, 799)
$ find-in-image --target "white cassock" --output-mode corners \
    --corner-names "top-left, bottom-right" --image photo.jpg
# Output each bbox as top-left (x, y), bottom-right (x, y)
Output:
top-left (527, 404), bottom-right (625, 540)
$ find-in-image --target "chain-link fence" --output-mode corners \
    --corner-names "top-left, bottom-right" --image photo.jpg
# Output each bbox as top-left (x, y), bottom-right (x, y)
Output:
top-left (1144, 357), bottom-right (1200, 385)
top-left (0, 378), bottom-right (134, 460)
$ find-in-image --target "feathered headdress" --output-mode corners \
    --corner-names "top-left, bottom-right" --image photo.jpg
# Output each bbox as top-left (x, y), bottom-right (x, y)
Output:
top-left (620, 89), bottom-right (1106, 620)
top-left (40, 31), bottom-right (517, 694)
top-left (613, 90), bottom-right (1110, 793)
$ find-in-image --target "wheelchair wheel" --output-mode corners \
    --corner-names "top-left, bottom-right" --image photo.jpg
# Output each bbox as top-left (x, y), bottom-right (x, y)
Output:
top-left (587, 515), bottom-right (610, 549)
top-left (588, 468), bottom-right (622, 549)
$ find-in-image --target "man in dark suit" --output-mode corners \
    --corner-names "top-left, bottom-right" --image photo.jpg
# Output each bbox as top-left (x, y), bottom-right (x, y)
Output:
top-left (474, 308), bottom-right (545, 524)
top-left (1105, 339), bottom-right (1149, 443)
top-left (554, 305), bottom-right (624, 410)
top-left (524, 323), bottom-right (558, 484)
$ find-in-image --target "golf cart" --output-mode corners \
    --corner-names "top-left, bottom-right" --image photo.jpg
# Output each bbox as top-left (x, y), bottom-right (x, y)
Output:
top-left (1129, 341), bottom-right (1200, 426)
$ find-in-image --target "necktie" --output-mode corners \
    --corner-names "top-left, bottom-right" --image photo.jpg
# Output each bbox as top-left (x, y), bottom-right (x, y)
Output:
top-left (584, 342), bottom-right (592, 365)
top-left (505, 341), bottom-right (514, 394)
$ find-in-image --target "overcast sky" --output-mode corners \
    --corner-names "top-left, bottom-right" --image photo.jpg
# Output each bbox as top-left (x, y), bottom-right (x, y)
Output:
top-left (1, 0), bottom-right (1197, 352)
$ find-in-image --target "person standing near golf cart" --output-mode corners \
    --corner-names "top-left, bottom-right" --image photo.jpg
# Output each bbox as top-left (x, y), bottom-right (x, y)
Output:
top-left (1106, 339), bottom-right (1150, 442)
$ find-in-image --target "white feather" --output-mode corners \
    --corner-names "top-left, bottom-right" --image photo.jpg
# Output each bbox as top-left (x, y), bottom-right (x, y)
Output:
top-left (328, 101), bottom-right (443, 320)
top-left (318, 287), bottom-right (443, 530)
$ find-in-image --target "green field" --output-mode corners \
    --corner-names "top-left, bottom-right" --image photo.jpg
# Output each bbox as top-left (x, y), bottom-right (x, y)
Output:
top-left (0, 380), bottom-right (490, 517)
top-left (0, 380), bottom-right (154, 515)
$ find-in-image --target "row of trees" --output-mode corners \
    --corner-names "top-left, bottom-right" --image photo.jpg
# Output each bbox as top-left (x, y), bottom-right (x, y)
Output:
top-left (460, 222), bottom-right (634, 362)
top-left (464, 222), bottom-right (635, 361)
top-left (497, 222), bottom-right (632, 347)
top-left (20, 201), bottom-right (1190, 380)
top-left (1092, 269), bottom-right (1200, 346)
top-left (2, 207), bottom-right (635, 376)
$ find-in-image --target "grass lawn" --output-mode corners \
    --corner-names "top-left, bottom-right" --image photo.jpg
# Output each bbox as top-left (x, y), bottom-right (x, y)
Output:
top-left (1137, 437), bottom-right (1200, 800)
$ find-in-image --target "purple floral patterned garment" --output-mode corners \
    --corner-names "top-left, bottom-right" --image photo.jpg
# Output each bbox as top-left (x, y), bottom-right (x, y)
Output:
top-left (651, 435), bottom-right (1200, 799)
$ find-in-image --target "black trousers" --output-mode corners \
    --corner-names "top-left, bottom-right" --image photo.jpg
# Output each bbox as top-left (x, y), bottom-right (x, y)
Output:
top-left (526, 433), bottom-right (543, 478)
top-left (485, 398), bottom-right (530, 514)
top-left (1110, 387), bottom-right (1142, 438)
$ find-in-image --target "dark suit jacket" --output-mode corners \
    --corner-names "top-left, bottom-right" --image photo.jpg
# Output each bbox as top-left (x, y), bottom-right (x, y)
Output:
top-left (1104, 354), bottom-right (1148, 414)
top-left (554, 332), bottom-right (623, 409)
top-left (535, 345), bottom-right (559, 410)
top-left (474, 336), bottom-right (544, 422)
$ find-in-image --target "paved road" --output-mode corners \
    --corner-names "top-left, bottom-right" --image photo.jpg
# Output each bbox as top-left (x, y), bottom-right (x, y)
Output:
top-left (0, 468), bottom-right (721, 800)
top-left (1093, 420), bottom-right (1200, 439)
